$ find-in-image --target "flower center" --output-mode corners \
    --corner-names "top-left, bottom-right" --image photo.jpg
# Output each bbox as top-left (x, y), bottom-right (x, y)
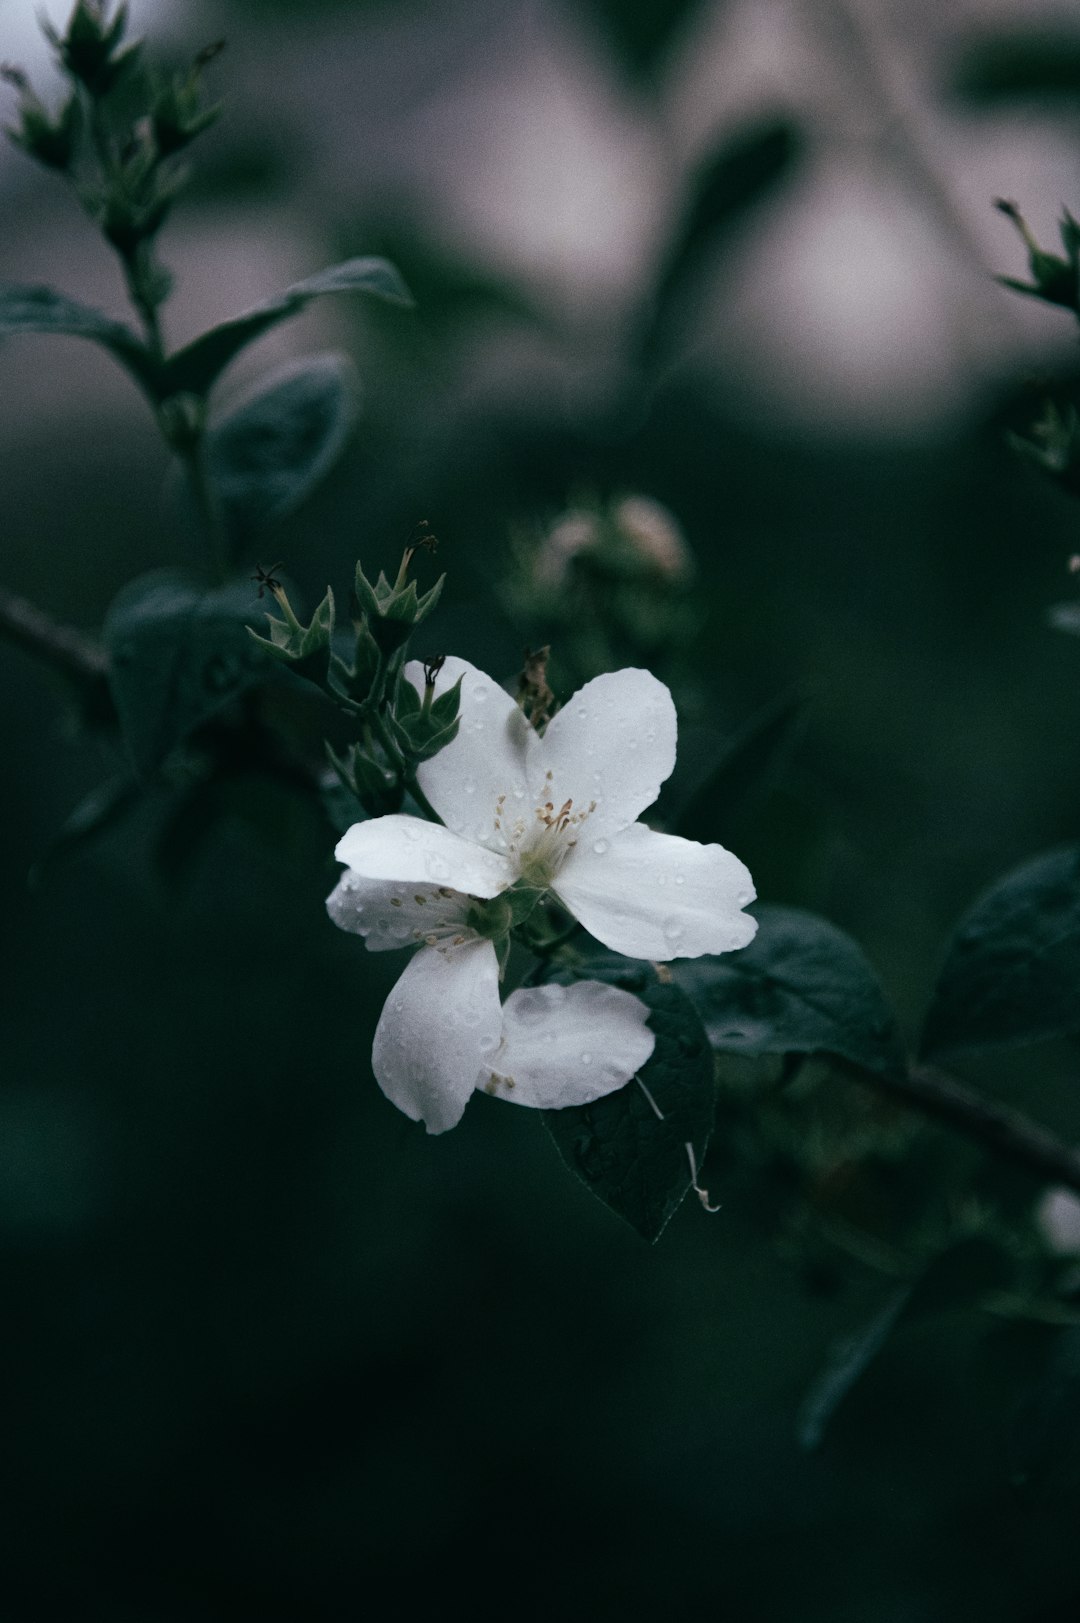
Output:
top-left (490, 769), bottom-right (597, 890)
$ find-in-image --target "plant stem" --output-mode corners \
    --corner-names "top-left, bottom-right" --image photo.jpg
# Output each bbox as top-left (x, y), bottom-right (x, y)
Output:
top-left (178, 433), bottom-right (231, 583)
top-left (851, 1059), bottom-right (1080, 1197)
top-left (0, 583), bottom-right (109, 684)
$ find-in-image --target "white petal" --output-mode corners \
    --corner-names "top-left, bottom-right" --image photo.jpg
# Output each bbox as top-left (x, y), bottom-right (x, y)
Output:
top-left (326, 873), bottom-right (474, 952)
top-left (554, 822), bottom-right (757, 960)
top-left (372, 939), bottom-right (502, 1134)
top-left (483, 979), bottom-right (655, 1110)
top-left (334, 814), bottom-right (513, 898)
top-left (407, 655), bottom-right (535, 848)
top-left (532, 668), bottom-right (677, 841)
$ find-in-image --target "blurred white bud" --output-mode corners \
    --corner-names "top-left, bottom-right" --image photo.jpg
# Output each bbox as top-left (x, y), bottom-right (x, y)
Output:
top-left (1036, 1186), bottom-right (1080, 1254)
top-left (612, 496), bottom-right (692, 580)
top-left (538, 511), bottom-right (600, 583)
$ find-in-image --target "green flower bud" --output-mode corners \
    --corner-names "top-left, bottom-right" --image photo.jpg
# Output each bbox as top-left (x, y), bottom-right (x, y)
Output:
top-left (248, 583), bottom-right (335, 684)
top-left (2, 69), bottom-right (80, 171)
top-left (353, 532), bottom-right (445, 656)
top-left (996, 199), bottom-right (1080, 313)
top-left (150, 40), bottom-right (224, 157)
top-left (43, 1), bottom-right (141, 97)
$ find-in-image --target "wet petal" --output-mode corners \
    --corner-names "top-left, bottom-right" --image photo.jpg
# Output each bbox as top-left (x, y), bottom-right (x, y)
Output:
top-left (482, 979), bottom-right (655, 1110)
top-left (532, 668), bottom-right (677, 842)
top-left (335, 814), bottom-right (513, 898)
top-left (554, 821), bottom-right (757, 960)
top-left (326, 873), bottom-right (474, 952)
top-left (372, 939), bottom-right (502, 1134)
top-left (408, 655), bottom-right (535, 848)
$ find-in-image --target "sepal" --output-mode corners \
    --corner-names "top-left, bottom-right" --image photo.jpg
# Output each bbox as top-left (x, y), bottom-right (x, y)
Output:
top-left (248, 584), bottom-right (335, 683)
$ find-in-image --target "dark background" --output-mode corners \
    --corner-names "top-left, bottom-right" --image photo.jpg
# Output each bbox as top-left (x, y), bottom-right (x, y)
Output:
top-left (4, 0), bottom-right (1080, 1616)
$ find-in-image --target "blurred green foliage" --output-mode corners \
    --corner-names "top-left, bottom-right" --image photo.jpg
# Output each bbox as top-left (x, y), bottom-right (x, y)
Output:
top-left (6, 1), bottom-right (1080, 1619)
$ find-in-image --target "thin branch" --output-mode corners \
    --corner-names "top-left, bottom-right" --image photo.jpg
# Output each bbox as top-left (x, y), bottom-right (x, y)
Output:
top-left (0, 583), bottom-right (109, 685)
top-left (854, 1059), bottom-right (1080, 1197)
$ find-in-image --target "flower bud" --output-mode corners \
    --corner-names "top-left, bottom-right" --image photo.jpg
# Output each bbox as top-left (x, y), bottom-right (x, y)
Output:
top-left (43, 1), bottom-right (141, 97)
top-left (2, 68), bottom-right (79, 171)
top-left (995, 198), bottom-right (1080, 313)
top-left (353, 545), bottom-right (445, 657)
top-left (248, 583), bottom-right (335, 684)
top-left (150, 41), bottom-right (223, 157)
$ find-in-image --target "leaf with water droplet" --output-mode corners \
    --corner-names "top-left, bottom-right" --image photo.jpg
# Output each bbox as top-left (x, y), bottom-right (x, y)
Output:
top-left (672, 905), bottom-right (905, 1079)
top-left (104, 568), bottom-right (270, 777)
top-left (542, 966), bottom-right (714, 1242)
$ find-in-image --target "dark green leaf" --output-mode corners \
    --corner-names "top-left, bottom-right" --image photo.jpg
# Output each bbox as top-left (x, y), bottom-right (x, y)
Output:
top-left (543, 965), bottom-right (715, 1242)
top-left (579, 0), bottom-right (707, 79)
top-left (642, 119), bottom-right (800, 360)
top-left (950, 35), bottom-right (1080, 104)
top-left (797, 1284), bottom-right (912, 1450)
top-left (920, 847), bottom-right (1080, 1060)
top-left (798, 1238), bottom-right (1009, 1449)
top-left (0, 283), bottom-right (158, 396)
top-left (29, 771), bottom-right (144, 886)
top-left (206, 353), bottom-right (357, 549)
top-left (674, 905), bottom-right (906, 1078)
top-left (675, 688), bottom-right (805, 844)
top-left (160, 256), bottom-right (412, 400)
top-left (104, 569), bottom-right (269, 776)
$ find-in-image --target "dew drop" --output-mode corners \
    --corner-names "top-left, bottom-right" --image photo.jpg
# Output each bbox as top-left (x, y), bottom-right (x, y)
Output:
top-left (736, 889), bottom-right (751, 906)
top-left (645, 729), bottom-right (656, 743)
top-left (425, 854), bottom-right (451, 880)
top-left (675, 873), bottom-right (685, 886)
top-left (576, 705), bottom-right (588, 719)
top-left (592, 838), bottom-right (609, 856)
top-left (662, 916), bottom-right (684, 944)
top-left (478, 1033), bottom-right (499, 1056)
top-left (580, 1051), bottom-right (593, 1064)
top-left (463, 777), bottom-right (477, 796)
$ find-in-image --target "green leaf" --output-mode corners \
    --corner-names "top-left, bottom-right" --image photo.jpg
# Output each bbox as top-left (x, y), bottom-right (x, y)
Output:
top-left (673, 905), bottom-right (906, 1078)
top-left (160, 256), bottom-right (412, 400)
top-left (205, 353), bottom-right (357, 549)
top-left (543, 965), bottom-right (715, 1242)
top-left (104, 569), bottom-right (269, 776)
top-left (641, 119), bottom-right (800, 360)
top-left (675, 688), bottom-right (805, 844)
top-left (798, 1238), bottom-right (1009, 1449)
top-left (29, 771), bottom-right (144, 886)
top-left (950, 35), bottom-right (1080, 104)
top-left (0, 283), bottom-right (158, 396)
top-left (797, 1284), bottom-right (912, 1450)
top-left (920, 847), bottom-right (1080, 1060)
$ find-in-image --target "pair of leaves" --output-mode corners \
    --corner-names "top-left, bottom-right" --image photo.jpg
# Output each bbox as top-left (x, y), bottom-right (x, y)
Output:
top-left (104, 568), bottom-right (269, 776)
top-left (543, 962), bottom-right (715, 1243)
top-left (920, 847), bottom-right (1080, 1061)
top-left (0, 255), bottom-right (410, 405)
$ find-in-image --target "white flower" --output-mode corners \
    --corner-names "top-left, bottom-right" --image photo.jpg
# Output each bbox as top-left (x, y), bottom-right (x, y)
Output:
top-left (336, 656), bottom-right (757, 960)
top-left (327, 867), bottom-right (655, 1134)
top-left (328, 656), bottom-right (756, 1132)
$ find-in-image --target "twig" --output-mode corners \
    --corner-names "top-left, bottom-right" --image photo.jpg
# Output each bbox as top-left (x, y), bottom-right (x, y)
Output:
top-left (0, 583), bottom-right (108, 685)
top-left (853, 1060), bottom-right (1080, 1197)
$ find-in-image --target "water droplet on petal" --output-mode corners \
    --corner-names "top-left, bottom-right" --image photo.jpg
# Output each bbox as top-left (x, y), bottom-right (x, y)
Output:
top-left (463, 777), bottom-right (477, 795)
top-left (404, 823), bottom-right (423, 842)
top-left (592, 838), bottom-right (609, 856)
top-left (674, 873), bottom-right (685, 886)
top-left (425, 854), bottom-right (451, 880)
top-left (662, 916), bottom-right (684, 945)
top-left (576, 705), bottom-right (588, 719)
top-left (580, 1051), bottom-right (593, 1064)
top-left (736, 889), bottom-right (751, 906)
top-left (645, 729), bottom-right (656, 743)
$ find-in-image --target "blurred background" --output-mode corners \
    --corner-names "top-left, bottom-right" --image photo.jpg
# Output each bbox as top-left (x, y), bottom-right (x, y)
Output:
top-left (5, 0), bottom-right (1080, 1616)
